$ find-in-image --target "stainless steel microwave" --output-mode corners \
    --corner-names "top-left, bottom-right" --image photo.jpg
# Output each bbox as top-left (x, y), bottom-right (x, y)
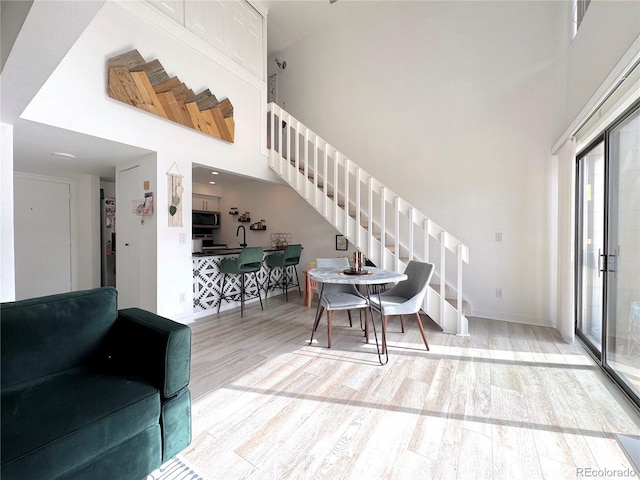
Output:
top-left (192, 211), bottom-right (220, 228)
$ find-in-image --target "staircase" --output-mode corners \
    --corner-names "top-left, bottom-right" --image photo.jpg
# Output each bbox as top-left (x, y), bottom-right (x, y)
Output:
top-left (267, 103), bottom-right (470, 335)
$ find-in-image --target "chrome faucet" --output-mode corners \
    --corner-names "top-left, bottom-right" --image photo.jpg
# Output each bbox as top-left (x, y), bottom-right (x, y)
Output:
top-left (236, 225), bottom-right (247, 247)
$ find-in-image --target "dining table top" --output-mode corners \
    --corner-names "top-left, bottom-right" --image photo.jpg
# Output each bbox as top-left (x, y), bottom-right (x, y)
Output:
top-left (308, 267), bottom-right (407, 285)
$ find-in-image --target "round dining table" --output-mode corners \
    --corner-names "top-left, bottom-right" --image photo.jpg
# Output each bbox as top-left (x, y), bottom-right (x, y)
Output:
top-left (307, 266), bottom-right (407, 365)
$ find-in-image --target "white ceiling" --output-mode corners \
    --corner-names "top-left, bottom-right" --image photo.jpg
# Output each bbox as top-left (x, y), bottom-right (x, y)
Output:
top-left (13, 119), bottom-right (152, 182)
top-left (191, 164), bottom-right (257, 188)
top-left (11, 1), bottom-right (361, 186)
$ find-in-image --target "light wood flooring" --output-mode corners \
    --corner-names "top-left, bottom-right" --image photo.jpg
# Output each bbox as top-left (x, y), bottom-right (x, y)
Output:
top-left (182, 295), bottom-right (640, 480)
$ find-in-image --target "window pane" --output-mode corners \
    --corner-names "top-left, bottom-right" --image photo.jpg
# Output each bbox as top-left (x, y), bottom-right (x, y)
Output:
top-left (606, 107), bottom-right (640, 400)
top-left (577, 141), bottom-right (605, 352)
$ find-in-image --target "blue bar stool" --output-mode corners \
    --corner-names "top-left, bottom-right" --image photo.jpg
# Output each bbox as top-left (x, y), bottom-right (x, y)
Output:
top-left (264, 244), bottom-right (302, 301)
top-left (217, 247), bottom-right (264, 317)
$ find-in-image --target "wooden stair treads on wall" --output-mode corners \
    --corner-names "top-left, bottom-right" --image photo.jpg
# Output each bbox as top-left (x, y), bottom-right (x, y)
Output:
top-left (107, 49), bottom-right (235, 143)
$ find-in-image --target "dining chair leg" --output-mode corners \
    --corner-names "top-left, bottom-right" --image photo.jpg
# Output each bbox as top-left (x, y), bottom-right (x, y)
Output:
top-left (304, 272), bottom-right (312, 308)
top-left (400, 315), bottom-right (405, 333)
top-left (415, 312), bottom-right (430, 351)
top-left (327, 310), bottom-right (333, 348)
top-left (347, 310), bottom-right (353, 327)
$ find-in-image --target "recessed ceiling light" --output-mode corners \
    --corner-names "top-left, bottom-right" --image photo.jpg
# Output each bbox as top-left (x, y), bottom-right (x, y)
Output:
top-left (209, 181), bottom-right (216, 185)
top-left (211, 171), bottom-right (219, 175)
top-left (51, 152), bottom-right (76, 159)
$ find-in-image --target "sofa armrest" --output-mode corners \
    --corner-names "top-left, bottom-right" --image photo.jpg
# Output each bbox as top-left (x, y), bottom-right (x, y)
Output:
top-left (104, 308), bottom-right (191, 398)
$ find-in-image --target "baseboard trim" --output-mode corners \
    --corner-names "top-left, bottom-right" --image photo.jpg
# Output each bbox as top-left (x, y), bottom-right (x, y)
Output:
top-left (469, 310), bottom-right (555, 328)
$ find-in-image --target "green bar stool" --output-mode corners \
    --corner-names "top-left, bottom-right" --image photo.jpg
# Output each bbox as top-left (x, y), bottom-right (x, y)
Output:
top-left (217, 247), bottom-right (264, 317)
top-left (264, 244), bottom-right (302, 301)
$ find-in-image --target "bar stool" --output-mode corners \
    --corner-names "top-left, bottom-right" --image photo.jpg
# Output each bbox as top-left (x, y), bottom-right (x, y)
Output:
top-left (264, 244), bottom-right (302, 300)
top-left (217, 247), bottom-right (264, 317)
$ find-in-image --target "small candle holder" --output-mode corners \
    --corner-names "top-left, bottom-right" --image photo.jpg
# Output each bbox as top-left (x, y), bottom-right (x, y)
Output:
top-left (353, 251), bottom-right (364, 272)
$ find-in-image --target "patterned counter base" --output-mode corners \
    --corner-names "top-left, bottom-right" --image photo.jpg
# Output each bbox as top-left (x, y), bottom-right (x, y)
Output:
top-left (193, 252), bottom-right (289, 316)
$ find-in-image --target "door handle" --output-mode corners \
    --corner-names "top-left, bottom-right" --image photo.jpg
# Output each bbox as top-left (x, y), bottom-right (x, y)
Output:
top-left (598, 249), bottom-right (606, 277)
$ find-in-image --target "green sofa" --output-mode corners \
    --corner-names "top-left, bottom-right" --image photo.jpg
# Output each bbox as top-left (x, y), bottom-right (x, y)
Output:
top-left (1, 287), bottom-right (192, 480)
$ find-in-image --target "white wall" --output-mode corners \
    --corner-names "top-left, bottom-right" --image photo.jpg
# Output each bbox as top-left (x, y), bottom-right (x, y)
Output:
top-left (215, 179), bottom-right (353, 268)
top-left (1, 124), bottom-right (16, 301)
top-left (269, 1), bottom-right (568, 326)
top-left (566, 0), bottom-right (640, 125)
top-left (18, 1), bottom-right (272, 319)
top-left (76, 174), bottom-right (101, 290)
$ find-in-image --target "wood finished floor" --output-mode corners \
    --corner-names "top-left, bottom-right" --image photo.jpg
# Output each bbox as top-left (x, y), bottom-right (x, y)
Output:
top-left (182, 295), bottom-right (640, 480)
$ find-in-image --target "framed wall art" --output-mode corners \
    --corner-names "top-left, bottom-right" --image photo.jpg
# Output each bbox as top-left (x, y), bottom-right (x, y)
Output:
top-left (335, 234), bottom-right (348, 251)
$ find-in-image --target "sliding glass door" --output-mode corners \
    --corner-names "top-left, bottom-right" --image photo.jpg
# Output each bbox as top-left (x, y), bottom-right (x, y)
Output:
top-left (605, 106), bottom-right (640, 401)
top-left (576, 102), bottom-right (640, 407)
top-left (577, 141), bottom-right (605, 354)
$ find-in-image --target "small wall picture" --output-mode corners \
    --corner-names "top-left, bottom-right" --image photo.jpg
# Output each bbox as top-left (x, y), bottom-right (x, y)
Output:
top-left (336, 234), bottom-right (348, 251)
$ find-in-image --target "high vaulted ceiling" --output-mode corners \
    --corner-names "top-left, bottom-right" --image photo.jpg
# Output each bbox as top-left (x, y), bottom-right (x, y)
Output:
top-left (9, 1), bottom-right (363, 185)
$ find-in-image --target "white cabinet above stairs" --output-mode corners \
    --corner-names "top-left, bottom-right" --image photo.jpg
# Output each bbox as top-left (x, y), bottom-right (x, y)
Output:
top-left (267, 103), bottom-right (471, 336)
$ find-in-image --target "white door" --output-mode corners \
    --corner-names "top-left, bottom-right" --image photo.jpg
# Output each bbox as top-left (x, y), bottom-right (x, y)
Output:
top-left (14, 175), bottom-right (72, 299)
top-left (117, 166), bottom-right (140, 308)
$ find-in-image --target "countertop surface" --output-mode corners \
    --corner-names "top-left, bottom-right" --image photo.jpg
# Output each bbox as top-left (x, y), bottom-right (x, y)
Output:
top-left (193, 246), bottom-right (286, 257)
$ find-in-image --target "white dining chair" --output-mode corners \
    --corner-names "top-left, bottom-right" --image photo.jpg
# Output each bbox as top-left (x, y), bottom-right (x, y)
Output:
top-left (310, 257), bottom-right (370, 348)
top-left (369, 261), bottom-right (435, 352)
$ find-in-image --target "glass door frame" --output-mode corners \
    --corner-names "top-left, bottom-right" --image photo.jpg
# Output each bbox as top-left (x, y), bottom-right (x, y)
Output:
top-left (574, 99), bottom-right (640, 409)
top-left (575, 135), bottom-right (608, 360)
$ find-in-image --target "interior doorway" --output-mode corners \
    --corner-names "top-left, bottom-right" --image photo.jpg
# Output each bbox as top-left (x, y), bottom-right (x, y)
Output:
top-left (116, 165), bottom-right (141, 308)
top-left (14, 174), bottom-right (73, 300)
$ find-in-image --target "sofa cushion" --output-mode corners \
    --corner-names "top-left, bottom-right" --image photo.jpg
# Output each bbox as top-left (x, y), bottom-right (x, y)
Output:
top-left (1, 368), bottom-right (160, 479)
top-left (55, 426), bottom-right (162, 480)
top-left (1, 287), bottom-right (118, 389)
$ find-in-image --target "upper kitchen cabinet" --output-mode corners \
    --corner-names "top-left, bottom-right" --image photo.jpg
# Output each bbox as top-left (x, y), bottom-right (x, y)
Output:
top-left (193, 194), bottom-right (219, 212)
top-left (148, 0), bottom-right (264, 81)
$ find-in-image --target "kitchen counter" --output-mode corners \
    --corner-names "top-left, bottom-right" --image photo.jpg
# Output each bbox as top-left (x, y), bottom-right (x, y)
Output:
top-left (192, 247), bottom-right (290, 316)
top-left (193, 246), bottom-right (286, 257)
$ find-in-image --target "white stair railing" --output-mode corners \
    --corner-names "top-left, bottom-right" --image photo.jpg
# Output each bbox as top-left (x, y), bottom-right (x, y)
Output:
top-left (267, 103), bottom-right (470, 335)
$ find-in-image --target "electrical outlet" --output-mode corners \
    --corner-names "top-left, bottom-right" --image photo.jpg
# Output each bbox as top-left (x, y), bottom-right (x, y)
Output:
top-left (495, 232), bottom-right (503, 243)
top-left (496, 288), bottom-right (503, 298)
top-left (179, 292), bottom-right (186, 303)
top-left (179, 233), bottom-right (187, 244)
